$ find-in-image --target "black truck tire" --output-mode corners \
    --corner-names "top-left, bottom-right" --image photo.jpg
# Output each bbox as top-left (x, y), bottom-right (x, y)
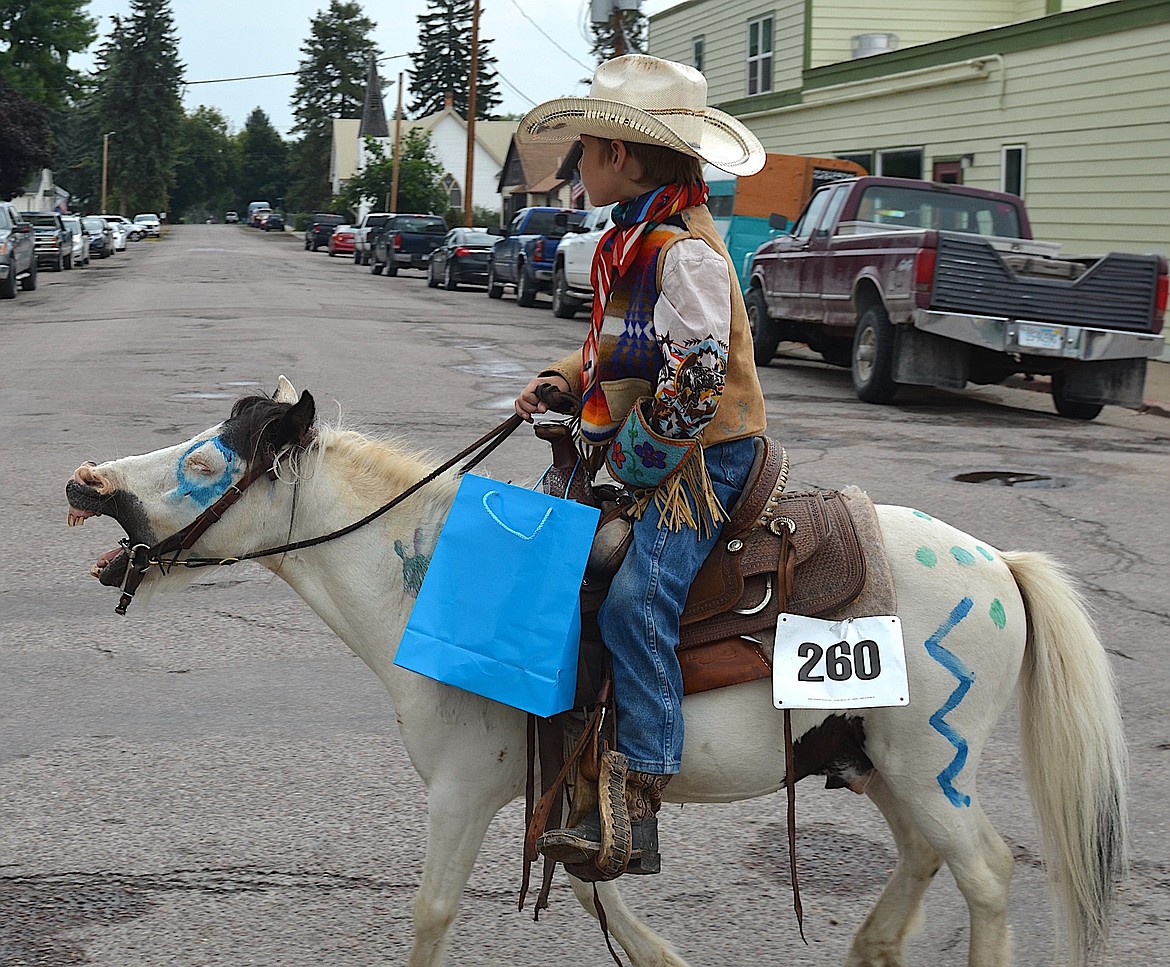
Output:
top-left (0, 262), bottom-right (16, 299)
top-left (487, 263), bottom-right (504, 299)
top-left (851, 304), bottom-right (899, 404)
top-left (746, 286), bottom-right (781, 366)
top-left (515, 263), bottom-right (537, 307)
top-left (1051, 371), bottom-right (1104, 420)
top-left (20, 261), bottom-right (37, 291)
top-left (370, 257), bottom-right (383, 275)
top-left (386, 263), bottom-right (398, 277)
top-left (551, 266), bottom-right (579, 318)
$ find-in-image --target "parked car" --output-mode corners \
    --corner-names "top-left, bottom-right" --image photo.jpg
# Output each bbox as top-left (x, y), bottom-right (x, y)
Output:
top-left (328, 224), bottom-right (356, 257)
top-left (83, 216), bottom-right (115, 259)
top-left (550, 204), bottom-right (615, 318)
top-left (246, 201), bottom-right (272, 225)
top-left (225, 211), bottom-right (240, 223)
top-left (370, 214), bottom-right (447, 276)
top-left (61, 215), bottom-right (91, 267)
top-left (746, 175), bottom-right (1169, 418)
top-left (102, 214), bottom-right (141, 243)
top-left (352, 211), bottom-right (394, 266)
top-left (0, 201), bottom-right (37, 298)
top-left (250, 207), bottom-right (273, 228)
top-left (26, 212), bottom-right (74, 271)
top-left (304, 213), bottom-right (346, 252)
top-left (487, 206), bottom-right (586, 306)
top-left (263, 212), bottom-right (286, 232)
top-left (99, 216), bottom-right (127, 252)
top-left (133, 213), bottom-right (161, 237)
top-left (427, 227), bottom-right (495, 290)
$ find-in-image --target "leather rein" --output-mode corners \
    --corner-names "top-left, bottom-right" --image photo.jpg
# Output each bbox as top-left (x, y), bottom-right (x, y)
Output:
top-left (112, 413), bottom-right (524, 615)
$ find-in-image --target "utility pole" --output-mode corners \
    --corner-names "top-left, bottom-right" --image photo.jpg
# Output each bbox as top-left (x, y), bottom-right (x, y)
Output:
top-left (390, 72), bottom-right (404, 213)
top-left (100, 132), bottom-right (114, 212)
top-left (463, 0), bottom-right (480, 227)
top-left (612, 6), bottom-right (626, 57)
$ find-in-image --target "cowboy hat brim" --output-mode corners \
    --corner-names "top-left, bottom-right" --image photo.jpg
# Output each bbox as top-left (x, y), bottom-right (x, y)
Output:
top-left (517, 96), bottom-right (765, 177)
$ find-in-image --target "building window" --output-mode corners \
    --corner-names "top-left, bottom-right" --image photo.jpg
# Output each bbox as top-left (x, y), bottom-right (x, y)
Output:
top-left (1002, 145), bottom-right (1025, 197)
top-left (441, 174), bottom-right (462, 209)
top-left (693, 36), bottom-right (705, 73)
top-left (747, 17), bottom-right (773, 95)
top-left (876, 148), bottom-right (923, 179)
top-left (837, 152), bottom-right (873, 174)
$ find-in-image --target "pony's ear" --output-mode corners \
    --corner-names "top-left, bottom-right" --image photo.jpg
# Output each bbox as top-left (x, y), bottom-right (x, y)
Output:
top-left (273, 375), bottom-right (299, 403)
top-left (271, 390), bottom-right (316, 450)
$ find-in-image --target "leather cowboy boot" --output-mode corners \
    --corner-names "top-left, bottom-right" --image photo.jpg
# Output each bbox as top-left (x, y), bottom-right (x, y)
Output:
top-left (624, 771), bottom-right (671, 875)
top-left (538, 765), bottom-right (671, 877)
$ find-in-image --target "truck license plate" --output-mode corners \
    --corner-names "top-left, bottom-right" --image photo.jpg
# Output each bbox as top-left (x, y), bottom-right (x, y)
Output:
top-left (1017, 323), bottom-right (1064, 352)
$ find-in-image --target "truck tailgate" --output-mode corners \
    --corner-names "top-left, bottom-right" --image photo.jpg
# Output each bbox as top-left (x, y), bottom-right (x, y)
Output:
top-left (932, 234), bottom-right (1163, 333)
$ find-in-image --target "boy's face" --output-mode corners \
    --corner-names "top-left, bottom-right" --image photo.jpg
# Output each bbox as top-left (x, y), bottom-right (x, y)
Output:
top-left (578, 135), bottom-right (645, 207)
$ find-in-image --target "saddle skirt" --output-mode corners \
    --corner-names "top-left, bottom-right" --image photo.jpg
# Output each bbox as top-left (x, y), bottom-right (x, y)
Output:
top-left (548, 434), bottom-right (896, 699)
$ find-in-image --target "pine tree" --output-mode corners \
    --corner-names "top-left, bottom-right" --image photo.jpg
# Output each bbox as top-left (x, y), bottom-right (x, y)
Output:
top-left (408, 0), bottom-right (501, 120)
top-left (287, 0), bottom-right (380, 213)
top-left (588, 9), bottom-right (647, 65)
top-left (96, 0), bottom-right (184, 215)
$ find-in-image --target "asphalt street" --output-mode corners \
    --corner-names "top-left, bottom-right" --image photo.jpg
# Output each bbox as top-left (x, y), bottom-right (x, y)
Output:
top-left (2, 224), bottom-right (1168, 966)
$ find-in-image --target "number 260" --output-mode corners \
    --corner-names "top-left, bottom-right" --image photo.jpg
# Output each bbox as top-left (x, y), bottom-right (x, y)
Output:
top-left (797, 640), bottom-right (881, 682)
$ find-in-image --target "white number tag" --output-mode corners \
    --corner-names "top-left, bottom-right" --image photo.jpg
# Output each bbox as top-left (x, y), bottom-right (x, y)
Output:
top-left (772, 614), bottom-right (909, 710)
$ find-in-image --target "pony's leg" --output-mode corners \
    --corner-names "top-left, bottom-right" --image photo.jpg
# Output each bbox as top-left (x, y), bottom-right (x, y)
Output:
top-left (407, 777), bottom-right (507, 967)
top-left (567, 877), bottom-right (691, 967)
top-left (846, 773), bottom-right (943, 967)
top-left (869, 782), bottom-right (1014, 967)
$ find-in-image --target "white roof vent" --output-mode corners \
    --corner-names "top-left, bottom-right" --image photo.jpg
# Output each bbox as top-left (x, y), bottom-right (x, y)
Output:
top-left (851, 33), bottom-right (899, 59)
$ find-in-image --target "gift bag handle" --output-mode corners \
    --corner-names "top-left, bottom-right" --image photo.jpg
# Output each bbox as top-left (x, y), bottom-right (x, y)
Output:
top-left (482, 491), bottom-right (553, 541)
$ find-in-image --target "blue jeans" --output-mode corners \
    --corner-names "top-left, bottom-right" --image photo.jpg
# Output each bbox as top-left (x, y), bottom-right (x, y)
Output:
top-left (597, 437), bottom-right (758, 775)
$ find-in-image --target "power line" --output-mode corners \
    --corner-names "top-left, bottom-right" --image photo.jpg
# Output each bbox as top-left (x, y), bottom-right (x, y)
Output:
top-left (494, 68), bottom-right (537, 107)
top-left (508, 0), bottom-right (593, 71)
top-left (184, 54), bottom-right (410, 87)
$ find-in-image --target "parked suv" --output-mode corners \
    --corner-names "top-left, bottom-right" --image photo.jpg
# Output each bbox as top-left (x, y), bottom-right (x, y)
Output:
top-left (133, 213), bottom-right (161, 237)
top-left (26, 212), bottom-right (74, 271)
top-left (0, 201), bottom-right (37, 298)
top-left (304, 213), bottom-right (346, 252)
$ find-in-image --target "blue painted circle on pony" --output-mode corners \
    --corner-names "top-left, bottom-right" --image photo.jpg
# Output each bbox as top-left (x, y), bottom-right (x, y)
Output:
top-left (174, 436), bottom-right (240, 508)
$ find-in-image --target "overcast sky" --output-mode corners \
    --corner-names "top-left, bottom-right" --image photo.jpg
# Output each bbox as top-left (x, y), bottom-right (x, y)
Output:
top-left (75, 0), bottom-right (679, 136)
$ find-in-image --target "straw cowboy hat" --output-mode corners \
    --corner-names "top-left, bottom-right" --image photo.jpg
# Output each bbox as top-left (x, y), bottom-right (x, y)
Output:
top-left (517, 54), bottom-right (765, 177)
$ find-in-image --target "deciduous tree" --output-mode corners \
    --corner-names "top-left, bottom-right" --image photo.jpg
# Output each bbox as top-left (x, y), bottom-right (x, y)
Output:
top-left (408, 0), bottom-right (501, 120)
top-left (0, 76), bottom-right (50, 199)
top-left (337, 131), bottom-right (446, 217)
top-left (0, 0), bottom-right (96, 110)
top-left (171, 106), bottom-right (238, 222)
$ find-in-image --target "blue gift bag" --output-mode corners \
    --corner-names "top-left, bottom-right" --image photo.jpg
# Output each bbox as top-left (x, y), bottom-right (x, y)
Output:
top-left (394, 474), bottom-right (600, 717)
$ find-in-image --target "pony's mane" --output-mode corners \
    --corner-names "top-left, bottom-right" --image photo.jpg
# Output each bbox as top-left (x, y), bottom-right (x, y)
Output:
top-left (310, 423), bottom-right (453, 506)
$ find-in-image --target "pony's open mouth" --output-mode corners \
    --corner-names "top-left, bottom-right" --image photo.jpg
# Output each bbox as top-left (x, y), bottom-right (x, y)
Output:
top-left (66, 483), bottom-right (140, 587)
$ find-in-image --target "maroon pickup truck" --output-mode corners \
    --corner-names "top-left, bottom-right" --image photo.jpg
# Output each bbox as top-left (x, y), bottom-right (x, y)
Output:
top-left (747, 177), bottom-right (1168, 419)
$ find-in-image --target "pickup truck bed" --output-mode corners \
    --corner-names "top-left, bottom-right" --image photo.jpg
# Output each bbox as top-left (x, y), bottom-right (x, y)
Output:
top-left (747, 177), bottom-right (1167, 419)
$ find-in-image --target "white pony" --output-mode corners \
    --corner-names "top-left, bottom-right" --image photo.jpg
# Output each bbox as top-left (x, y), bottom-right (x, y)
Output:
top-left (64, 377), bottom-right (1127, 967)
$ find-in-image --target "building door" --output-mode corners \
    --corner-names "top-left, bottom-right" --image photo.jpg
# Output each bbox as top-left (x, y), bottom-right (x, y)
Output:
top-left (933, 160), bottom-right (962, 184)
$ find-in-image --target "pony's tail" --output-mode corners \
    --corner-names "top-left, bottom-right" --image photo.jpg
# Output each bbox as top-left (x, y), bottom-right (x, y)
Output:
top-left (1003, 550), bottom-right (1129, 967)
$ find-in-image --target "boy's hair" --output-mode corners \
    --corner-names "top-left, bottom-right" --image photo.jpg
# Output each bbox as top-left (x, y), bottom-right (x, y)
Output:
top-left (625, 141), bottom-right (704, 186)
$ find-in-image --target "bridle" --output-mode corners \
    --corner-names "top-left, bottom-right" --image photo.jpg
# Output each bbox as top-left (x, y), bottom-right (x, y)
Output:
top-left (113, 413), bottom-right (524, 615)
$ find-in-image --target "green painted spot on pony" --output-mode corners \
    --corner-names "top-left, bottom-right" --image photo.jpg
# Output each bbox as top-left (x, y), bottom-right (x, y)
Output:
top-left (912, 510), bottom-right (933, 520)
top-left (990, 598), bottom-right (1007, 629)
top-left (916, 547), bottom-right (938, 568)
top-left (951, 547), bottom-right (977, 566)
top-left (977, 546), bottom-right (995, 562)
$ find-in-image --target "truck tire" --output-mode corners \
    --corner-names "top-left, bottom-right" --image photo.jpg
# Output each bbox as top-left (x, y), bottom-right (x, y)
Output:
top-left (64, 252), bottom-right (73, 270)
top-left (746, 286), bottom-right (781, 366)
top-left (1051, 371), bottom-right (1103, 420)
top-left (20, 260), bottom-right (37, 291)
top-left (851, 304), bottom-right (899, 404)
top-left (551, 266), bottom-right (579, 319)
top-left (352, 251), bottom-right (361, 264)
top-left (386, 263), bottom-right (398, 277)
top-left (516, 263), bottom-right (537, 307)
top-left (54, 252), bottom-right (64, 272)
top-left (427, 261), bottom-right (439, 287)
top-left (0, 261), bottom-right (16, 299)
top-left (487, 263), bottom-right (504, 299)
top-left (370, 257), bottom-right (383, 275)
